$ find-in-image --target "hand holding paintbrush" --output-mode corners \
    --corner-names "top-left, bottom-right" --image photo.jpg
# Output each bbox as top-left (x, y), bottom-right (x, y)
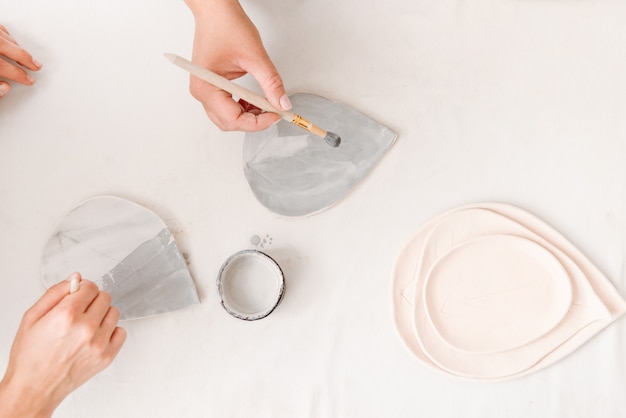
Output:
top-left (165, 54), bottom-right (341, 147)
top-left (183, 0), bottom-right (293, 133)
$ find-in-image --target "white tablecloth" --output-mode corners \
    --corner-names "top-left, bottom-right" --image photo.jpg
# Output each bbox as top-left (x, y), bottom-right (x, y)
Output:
top-left (1, 0), bottom-right (625, 416)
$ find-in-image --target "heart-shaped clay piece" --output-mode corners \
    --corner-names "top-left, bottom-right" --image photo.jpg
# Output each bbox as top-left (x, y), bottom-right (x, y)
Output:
top-left (40, 196), bottom-right (200, 320)
top-left (243, 93), bottom-right (396, 217)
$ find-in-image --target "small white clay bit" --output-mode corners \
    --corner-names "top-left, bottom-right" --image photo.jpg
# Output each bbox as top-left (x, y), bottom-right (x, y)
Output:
top-left (69, 272), bottom-right (80, 294)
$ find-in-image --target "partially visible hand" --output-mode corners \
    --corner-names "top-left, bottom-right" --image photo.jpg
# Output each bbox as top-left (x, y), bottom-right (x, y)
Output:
top-left (0, 24), bottom-right (42, 100)
top-left (0, 273), bottom-right (126, 418)
top-left (185, 0), bottom-right (290, 131)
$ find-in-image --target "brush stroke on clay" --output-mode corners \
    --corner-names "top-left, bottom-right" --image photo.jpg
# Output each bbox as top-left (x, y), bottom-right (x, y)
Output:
top-left (243, 93), bottom-right (396, 217)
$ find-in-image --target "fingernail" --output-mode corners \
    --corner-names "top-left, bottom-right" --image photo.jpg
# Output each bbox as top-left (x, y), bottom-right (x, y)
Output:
top-left (69, 277), bottom-right (80, 294)
top-left (27, 74), bottom-right (35, 85)
top-left (0, 84), bottom-right (9, 97)
top-left (279, 94), bottom-right (292, 110)
top-left (33, 59), bottom-right (42, 69)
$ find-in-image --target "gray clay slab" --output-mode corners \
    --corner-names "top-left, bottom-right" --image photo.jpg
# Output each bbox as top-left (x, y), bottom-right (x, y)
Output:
top-left (40, 196), bottom-right (200, 320)
top-left (243, 93), bottom-right (397, 217)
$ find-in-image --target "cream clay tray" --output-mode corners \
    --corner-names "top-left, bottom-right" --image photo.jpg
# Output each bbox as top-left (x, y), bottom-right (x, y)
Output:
top-left (391, 203), bottom-right (626, 381)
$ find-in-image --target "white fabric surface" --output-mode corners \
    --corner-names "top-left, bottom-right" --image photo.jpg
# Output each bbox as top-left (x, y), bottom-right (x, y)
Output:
top-left (1, 0), bottom-right (625, 417)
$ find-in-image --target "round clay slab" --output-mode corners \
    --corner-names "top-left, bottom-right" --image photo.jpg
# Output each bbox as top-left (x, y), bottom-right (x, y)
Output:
top-left (40, 195), bottom-right (199, 320)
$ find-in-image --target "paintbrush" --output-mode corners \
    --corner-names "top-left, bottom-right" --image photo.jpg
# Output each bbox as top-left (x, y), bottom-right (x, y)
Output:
top-left (164, 53), bottom-right (341, 147)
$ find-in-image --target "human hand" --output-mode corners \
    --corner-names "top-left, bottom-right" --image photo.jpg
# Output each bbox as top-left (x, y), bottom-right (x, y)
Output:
top-left (184, 0), bottom-right (291, 131)
top-left (0, 24), bottom-right (42, 100)
top-left (0, 273), bottom-right (126, 418)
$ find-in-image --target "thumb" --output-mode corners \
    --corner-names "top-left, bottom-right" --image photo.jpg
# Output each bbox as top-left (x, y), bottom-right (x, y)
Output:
top-left (24, 272), bottom-right (81, 322)
top-left (248, 57), bottom-right (291, 111)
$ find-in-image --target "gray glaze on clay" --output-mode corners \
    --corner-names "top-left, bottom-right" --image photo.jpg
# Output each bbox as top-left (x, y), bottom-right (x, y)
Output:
top-left (41, 196), bottom-right (200, 320)
top-left (243, 93), bottom-right (397, 217)
top-left (101, 228), bottom-right (199, 320)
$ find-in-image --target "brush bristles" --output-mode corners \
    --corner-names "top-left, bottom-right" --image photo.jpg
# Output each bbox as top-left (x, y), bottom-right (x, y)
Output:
top-left (325, 132), bottom-right (341, 147)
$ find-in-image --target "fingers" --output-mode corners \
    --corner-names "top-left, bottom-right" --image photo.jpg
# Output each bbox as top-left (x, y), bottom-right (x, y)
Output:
top-left (0, 35), bottom-right (41, 72)
top-left (0, 81), bottom-right (10, 99)
top-left (84, 287), bottom-right (124, 351)
top-left (203, 97), bottom-right (280, 131)
top-left (246, 57), bottom-right (291, 112)
top-left (97, 306), bottom-right (121, 343)
top-left (0, 25), bottom-right (18, 45)
top-left (104, 326), bottom-right (127, 362)
top-left (238, 99), bottom-right (262, 115)
top-left (17, 271), bottom-right (126, 395)
top-left (92, 306), bottom-right (126, 366)
top-left (85, 290), bottom-right (113, 325)
top-left (23, 272), bottom-right (83, 322)
top-left (0, 26), bottom-right (42, 92)
top-left (65, 279), bottom-right (100, 313)
top-left (0, 58), bottom-right (34, 87)
top-left (191, 79), bottom-right (280, 131)
top-left (62, 282), bottom-right (126, 361)
top-left (68, 282), bottom-right (126, 366)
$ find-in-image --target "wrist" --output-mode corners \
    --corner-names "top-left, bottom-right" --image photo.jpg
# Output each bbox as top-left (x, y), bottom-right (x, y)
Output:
top-left (185, 0), bottom-right (243, 18)
top-left (0, 375), bottom-right (56, 418)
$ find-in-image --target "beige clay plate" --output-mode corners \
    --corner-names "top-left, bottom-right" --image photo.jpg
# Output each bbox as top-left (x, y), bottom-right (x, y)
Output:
top-left (422, 234), bottom-right (572, 354)
top-left (391, 203), bottom-right (626, 381)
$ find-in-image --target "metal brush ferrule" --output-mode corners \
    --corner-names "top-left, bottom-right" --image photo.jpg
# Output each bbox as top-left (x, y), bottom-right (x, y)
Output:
top-left (291, 114), bottom-right (312, 131)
